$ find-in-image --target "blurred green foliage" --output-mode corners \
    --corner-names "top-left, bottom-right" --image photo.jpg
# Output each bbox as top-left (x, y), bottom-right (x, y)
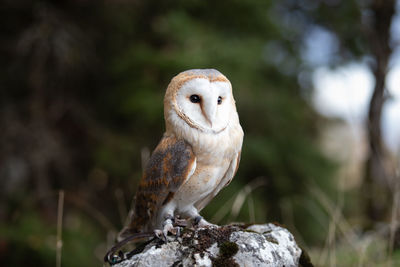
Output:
top-left (0, 0), bottom-right (370, 266)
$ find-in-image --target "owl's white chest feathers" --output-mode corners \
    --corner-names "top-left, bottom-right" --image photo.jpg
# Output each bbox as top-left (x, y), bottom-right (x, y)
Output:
top-left (173, 157), bottom-right (231, 211)
top-left (165, 109), bottom-right (243, 215)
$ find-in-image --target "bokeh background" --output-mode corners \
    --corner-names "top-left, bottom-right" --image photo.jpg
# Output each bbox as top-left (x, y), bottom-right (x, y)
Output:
top-left (1, 0), bottom-right (399, 266)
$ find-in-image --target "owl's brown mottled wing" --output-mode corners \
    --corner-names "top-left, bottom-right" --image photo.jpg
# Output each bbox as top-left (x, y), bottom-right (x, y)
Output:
top-left (118, 134), bottom-right (196, 240)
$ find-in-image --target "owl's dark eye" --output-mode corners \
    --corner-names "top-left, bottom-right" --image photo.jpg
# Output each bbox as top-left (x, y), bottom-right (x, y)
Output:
top-left (217, 96), bottom-right (222, 105)
top-left (190, 94), bottom-right (201, 103)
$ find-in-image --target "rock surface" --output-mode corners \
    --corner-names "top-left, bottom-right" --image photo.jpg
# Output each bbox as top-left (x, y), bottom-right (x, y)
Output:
top-left (111, 223), bottom-right (302, 267)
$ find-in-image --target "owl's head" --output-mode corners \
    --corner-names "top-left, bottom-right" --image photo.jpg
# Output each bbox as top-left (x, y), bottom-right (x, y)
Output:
top-left (164, 69), bottom-right (237, 134)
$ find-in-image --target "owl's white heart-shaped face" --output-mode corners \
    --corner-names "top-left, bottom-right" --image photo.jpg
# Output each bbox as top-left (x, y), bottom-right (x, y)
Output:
top-left (175, 78), bottom-right (233, 133)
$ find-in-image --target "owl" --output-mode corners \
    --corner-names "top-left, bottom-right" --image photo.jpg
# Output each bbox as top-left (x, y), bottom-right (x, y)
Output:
top-left (119, 69), bottom-right (243, 240)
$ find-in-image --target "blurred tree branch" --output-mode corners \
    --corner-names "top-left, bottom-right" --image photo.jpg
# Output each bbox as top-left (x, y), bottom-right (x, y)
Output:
top-left (363, 0), bottom-right (396, 225)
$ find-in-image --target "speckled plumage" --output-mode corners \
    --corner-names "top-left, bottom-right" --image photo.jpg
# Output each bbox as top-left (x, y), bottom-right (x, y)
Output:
top-left (119, 69), bottom-right (243, 240)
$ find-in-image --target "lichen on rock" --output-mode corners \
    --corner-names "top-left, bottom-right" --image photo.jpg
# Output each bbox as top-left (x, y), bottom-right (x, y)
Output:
top-left (108, 223), bottom-right (303, 267)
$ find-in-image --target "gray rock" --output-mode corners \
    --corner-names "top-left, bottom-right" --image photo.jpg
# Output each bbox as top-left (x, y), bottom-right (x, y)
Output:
top-left (110, 223), bottom-right (302, 267)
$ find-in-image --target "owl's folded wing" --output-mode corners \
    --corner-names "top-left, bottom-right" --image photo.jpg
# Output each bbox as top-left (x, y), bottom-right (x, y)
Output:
top-left (119, 134), bottom-right (196, 238)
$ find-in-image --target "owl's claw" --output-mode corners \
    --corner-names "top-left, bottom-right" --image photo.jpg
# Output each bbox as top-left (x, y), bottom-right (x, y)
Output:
top-left (154, 216), bottom-right (181, 242)
top-left (174, 217), bottom-right (188, 227)
top-left (154, 229), bottom-right (167, 242)
top-left (193, 216), bottom-right (217, 228)
top-left (163, 220), bottom-right (176, 236)
top-left (194, 215), bottom-right (203, 226)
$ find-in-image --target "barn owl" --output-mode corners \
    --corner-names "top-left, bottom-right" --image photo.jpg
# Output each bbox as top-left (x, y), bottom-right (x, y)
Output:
top-left (119, 69), bottom-right (243, 240)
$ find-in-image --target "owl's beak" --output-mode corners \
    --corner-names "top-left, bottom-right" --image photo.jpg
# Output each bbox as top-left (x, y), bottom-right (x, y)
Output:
top-left (201, 96), bottom-right (217, 128)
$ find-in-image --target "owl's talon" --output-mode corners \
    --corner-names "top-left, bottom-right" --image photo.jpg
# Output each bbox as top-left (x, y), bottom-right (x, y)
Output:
top-left (163, 221), bottom-right (179, 238)
top-left (163, 232), bottom-right (169, 242)
top-left (154, 229), bottom-right (167, 242)
top-left (194, 215), bottom-right (203, 226)
top-left (154, 217), bottom-right (181, 242)
top-left (193, 216), bottom-right (217, 228)
top-left (174, 217), bottom-right (188, 228)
